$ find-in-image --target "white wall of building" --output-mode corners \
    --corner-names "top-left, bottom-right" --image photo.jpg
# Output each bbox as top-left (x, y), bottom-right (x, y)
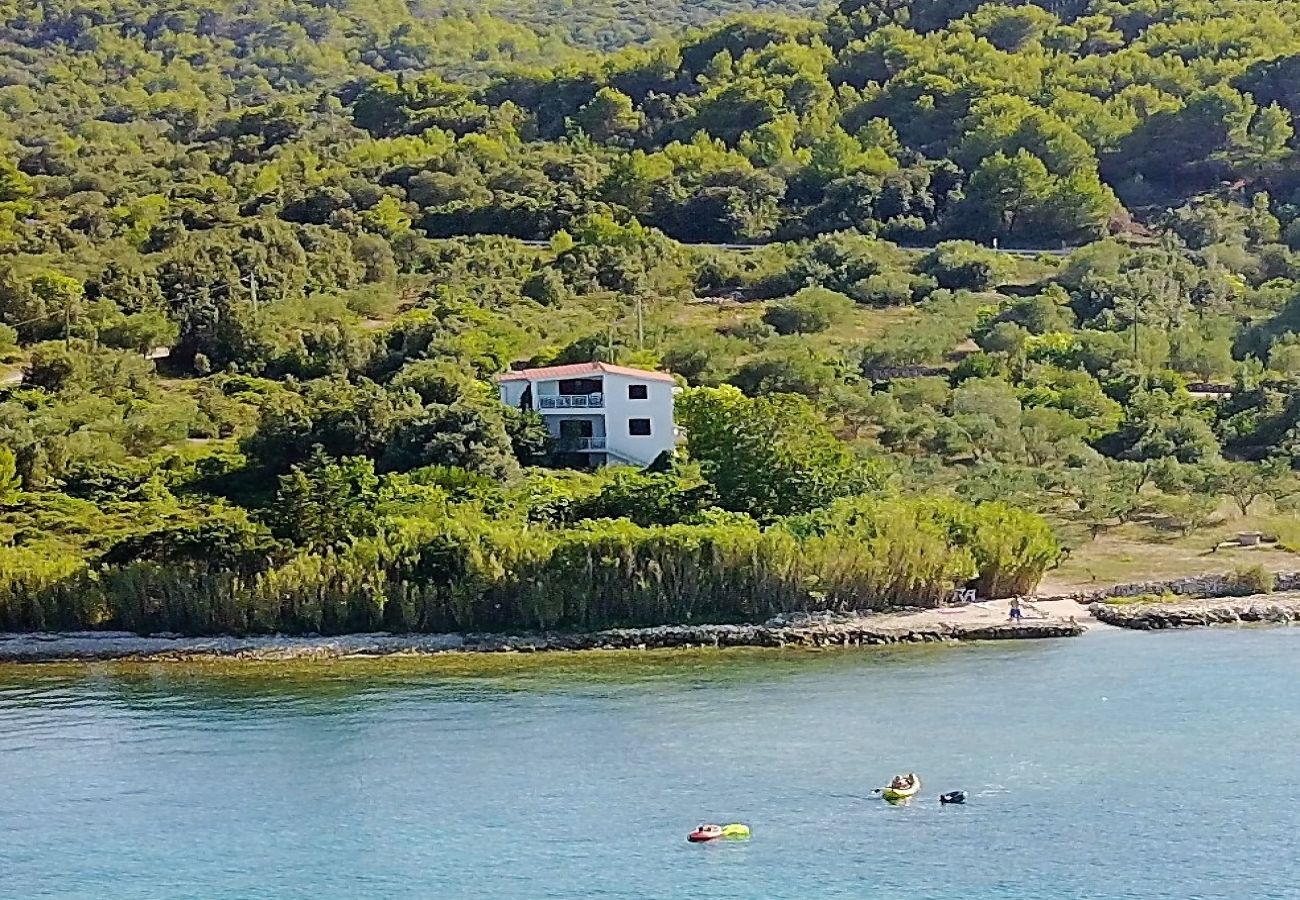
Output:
top-left (497, 369), bottom-right (676, 467)
top-left (600, 372), bottom-right (675, 465)
top-left (499, 380), bottom-right (528, 407)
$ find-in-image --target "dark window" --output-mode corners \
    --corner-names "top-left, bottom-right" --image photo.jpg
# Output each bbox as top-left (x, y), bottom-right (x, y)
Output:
top-left (628, 384), bottom-right (649, 400)
top-left (558, 378), bottom-right (602, 395)
top-left (628, 418), bottom-right (652, 436)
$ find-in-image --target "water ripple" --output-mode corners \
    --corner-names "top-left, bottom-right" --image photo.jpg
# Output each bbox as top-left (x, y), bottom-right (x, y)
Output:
top-left (2, 631), bottom-right (1299, 899)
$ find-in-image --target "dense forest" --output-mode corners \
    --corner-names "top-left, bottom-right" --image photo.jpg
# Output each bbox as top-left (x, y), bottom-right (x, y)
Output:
top-left (6, 0), bottom-right (1300, 634)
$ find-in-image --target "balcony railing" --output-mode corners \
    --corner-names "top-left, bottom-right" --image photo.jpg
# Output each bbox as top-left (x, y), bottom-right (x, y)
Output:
top-left (557, 436), bottom-right (607, 452)
top-left (539, 393), bottom-right (604, 410)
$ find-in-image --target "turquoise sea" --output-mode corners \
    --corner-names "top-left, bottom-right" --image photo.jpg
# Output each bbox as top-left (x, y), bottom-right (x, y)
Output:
top-left (2, 628), bottom-right (1298, 899)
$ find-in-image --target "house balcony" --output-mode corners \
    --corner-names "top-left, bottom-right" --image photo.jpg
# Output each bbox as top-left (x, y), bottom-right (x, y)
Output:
top-left (539, 393), bottom-right (604, 410)
top-left (556, 436), bottom-right (607, 452)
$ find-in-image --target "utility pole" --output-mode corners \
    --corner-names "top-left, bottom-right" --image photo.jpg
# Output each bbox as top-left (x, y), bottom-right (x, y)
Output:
top-left (1132, 300), bottom-right (1139, 361)
top-left (635, 296), bottom-right (644, 349)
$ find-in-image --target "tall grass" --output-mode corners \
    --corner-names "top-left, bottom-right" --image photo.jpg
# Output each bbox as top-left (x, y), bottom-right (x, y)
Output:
top-left (0, 499), bottom-right (1059, 635)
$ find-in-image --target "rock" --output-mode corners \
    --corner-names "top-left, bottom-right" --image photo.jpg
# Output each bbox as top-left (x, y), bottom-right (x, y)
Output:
top-left (1090, 594), bottom-right (1300, 631)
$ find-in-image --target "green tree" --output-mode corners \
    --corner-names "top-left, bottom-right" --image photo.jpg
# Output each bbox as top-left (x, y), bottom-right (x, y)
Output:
top-left (1201, 460), bottom-right (1294, 517)
top-left (0, 444), bottom-right (19, 502)
top-left (361, 196), bottom-right (413, 238)
top-left (100, 310), bottom-right (179, 354)
top-left (572, 87), bottom-right (641, 142)
top-left (730, 345), bottom-right (841, 399)
top-left (274, 449), bottom-right (381, 550)
top-left (504, 407), bottom-right (552, 466)
top-left (677, 386), bottom-right (881, 521)
top-left (1052, 464), bottom-right (1145, 541)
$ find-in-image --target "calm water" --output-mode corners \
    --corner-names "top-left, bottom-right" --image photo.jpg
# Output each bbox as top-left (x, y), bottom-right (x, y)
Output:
top-left (2, 629), bottom-right (1299, 899)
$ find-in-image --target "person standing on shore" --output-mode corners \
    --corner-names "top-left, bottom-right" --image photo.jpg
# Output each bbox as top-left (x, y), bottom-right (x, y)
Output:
top-left (1009, 598), bottom-right (1023, 621)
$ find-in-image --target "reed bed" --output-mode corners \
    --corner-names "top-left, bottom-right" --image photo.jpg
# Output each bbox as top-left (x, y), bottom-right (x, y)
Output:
top-left (0, 499), bottom-right (1058, 635)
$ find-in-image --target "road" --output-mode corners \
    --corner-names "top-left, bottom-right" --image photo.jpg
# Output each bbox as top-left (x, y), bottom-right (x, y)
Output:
top-left (514, 238), bottom-right (1076, 257)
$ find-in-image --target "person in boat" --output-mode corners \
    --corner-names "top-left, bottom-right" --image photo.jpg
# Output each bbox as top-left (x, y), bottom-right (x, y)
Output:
top-left (891, 774), bottom-right (911, 789)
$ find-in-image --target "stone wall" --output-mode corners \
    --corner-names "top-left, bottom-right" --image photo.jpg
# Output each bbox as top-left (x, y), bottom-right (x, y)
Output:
top-left (862, 365), bottom-right (951, 380)
top-left (1045, 572), bottom-right (1300, 604)
top-left (0, 616), bottom-right (1085, 662)
top-left (1090, 594), bottom-right (1300, 630)
top-left (469, 618), bottom-right (1084, 653)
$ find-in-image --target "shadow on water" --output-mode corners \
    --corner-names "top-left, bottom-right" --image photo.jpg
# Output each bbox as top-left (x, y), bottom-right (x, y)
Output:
top-left (0, 640), bottom-right (1060, 714)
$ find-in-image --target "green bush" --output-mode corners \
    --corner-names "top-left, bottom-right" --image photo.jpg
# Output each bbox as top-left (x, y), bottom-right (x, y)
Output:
top-left (1232, 564), bottom-right (1275, 596)
top-left (918, 242), bottom-right (1014, 291)
top-left (762, 287), bottom-right (854, 335)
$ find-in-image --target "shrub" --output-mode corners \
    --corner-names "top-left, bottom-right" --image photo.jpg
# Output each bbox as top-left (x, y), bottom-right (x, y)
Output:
top-left (851, 271), bottom-right (914, 306)
top-left (0, 323), bottom-right (17, 359)
top-left (1231, 564), bottom-right (1275, 596)
top-left (762, 287), bottom-right (854, 335)
top-left (918, 241), bottom-right (1014, 291)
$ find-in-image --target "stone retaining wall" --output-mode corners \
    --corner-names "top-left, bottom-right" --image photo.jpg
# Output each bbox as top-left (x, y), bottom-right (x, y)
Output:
top-left (1090, 594), bottom-right (1300, 630)
top-left (1045, 572), bottom-right (1300, 604)
top-left (471, 619), bottom-right (1083, 653)
top-left (862, 365), bottom-right (951, 380)
top-left (0, 617), bottom-right (1084, 663)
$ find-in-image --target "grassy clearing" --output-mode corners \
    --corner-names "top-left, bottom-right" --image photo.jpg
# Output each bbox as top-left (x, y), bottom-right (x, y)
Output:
top-left (814, 305), bottom-right (920, 352)
top-left (1041, 515), bottom-right (1300, 594)
top-left (666, 299), bottom-right (918, 354)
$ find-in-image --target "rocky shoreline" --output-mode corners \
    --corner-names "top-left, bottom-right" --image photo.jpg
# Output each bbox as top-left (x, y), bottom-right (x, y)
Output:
top-left (0, 613), bottom-right (1085, 663)
top-left (1090, 592), bottom-right (1300, 630)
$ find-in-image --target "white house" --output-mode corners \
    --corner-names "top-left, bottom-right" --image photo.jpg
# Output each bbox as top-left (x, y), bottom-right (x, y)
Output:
top-left (496, 362), bottom-right (678, 467)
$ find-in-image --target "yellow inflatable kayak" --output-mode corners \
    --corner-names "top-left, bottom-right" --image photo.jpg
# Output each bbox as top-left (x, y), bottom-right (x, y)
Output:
top-left (688, 823), bottom-right (751, 842)
top-left (881, 774), bottom-right (921, 802)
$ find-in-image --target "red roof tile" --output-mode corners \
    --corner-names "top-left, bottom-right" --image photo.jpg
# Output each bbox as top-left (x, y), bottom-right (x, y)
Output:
top-left (496, 362), bottom-right (676, 383)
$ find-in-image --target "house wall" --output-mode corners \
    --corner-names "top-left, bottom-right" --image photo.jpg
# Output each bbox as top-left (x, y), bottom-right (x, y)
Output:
top-left (601, 372), bottom-right (675, 465)
top-left (499, 380), bottom-right (528, 407)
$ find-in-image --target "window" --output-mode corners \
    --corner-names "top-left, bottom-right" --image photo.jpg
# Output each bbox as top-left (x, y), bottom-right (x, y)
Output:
top-left (628, 384), bottom-right (649, 400)
top-left (628, 418), bottom-right (652, 436)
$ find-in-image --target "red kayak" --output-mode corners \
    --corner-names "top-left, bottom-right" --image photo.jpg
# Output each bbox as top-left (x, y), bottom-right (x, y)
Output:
top-left (688, 824), bottom-right (750, 842)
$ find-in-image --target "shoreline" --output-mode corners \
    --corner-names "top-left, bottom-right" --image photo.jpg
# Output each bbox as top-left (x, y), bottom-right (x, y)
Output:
top-left (0, 604), bottom-right (1086, 663)
top-left (13, 578), bottom-right (1300, 663)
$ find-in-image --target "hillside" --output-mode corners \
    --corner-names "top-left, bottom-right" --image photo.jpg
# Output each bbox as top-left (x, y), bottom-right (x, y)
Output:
top-left (6, 0), bottom-right (1300, 634)
top-left (4, 0), bottom-right (1300, 261)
